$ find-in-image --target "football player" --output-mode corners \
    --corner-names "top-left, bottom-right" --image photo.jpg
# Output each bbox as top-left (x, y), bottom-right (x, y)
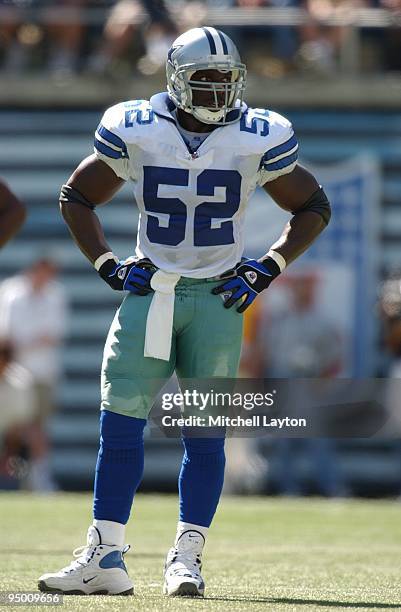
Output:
top-left (0, 179), bottom-right (26, 248)
top-left (38, 27), bottom-right (331, 597)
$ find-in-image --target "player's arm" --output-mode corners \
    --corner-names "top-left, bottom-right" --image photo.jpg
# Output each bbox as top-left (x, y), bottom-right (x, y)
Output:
top-left (0, 179), bottom-right (26, 248)
top-left (213, 165), bottom-right (330, 313)
top-left (261, 163), bottom-right (329, 265)
top-left (60, 154), bottom-right (124, 264)
top-left (60, 154), bottom-right (155, 294)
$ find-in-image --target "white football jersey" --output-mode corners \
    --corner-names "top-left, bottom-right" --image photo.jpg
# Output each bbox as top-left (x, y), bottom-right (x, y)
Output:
top-left (94, 93), bottom-right (298, 278)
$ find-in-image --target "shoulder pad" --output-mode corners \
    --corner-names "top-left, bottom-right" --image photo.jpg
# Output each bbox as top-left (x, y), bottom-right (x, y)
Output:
top-left (97, 99), bottom-right (155, 146)
top-left (257, 110), bottom-right (298, 179)
top-left (233, 107), bottom-right (294, 156)
top-left (264, 109), bottom-right (294, 144)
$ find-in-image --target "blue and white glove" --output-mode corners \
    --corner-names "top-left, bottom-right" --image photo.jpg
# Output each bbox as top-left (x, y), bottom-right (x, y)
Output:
top-left (98, 256), bottom-right (157, 295)
top-left (212, 258), bottom-right (281, 313)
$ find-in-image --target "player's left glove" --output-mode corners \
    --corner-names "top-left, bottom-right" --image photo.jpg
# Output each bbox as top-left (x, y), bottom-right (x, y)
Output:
top-left (212, 258), bottom-right (281, 313)
top-left (98, 257), bottom-right (157, 294)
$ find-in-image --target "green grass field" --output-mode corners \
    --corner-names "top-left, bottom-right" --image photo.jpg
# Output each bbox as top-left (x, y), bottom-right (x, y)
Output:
top-left (2, 493), bottom-right (401, 611)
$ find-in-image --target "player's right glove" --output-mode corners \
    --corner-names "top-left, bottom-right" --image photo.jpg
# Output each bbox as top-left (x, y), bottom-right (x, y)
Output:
top-left (98, 257), bottom-right (156, 295)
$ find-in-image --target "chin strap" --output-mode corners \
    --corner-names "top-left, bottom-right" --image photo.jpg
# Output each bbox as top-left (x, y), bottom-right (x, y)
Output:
top-left (193, 107), bottom-right (225, 124)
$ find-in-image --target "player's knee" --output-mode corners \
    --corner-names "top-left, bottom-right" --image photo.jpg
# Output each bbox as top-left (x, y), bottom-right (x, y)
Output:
top-left (100, 409), bottom-right (146, 448)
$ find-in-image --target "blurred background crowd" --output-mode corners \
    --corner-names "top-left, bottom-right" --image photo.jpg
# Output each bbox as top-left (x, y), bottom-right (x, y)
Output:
top-left (0, 0), bottom-right (401, 497)
top-left (0, 0), bottom-right (400, 79)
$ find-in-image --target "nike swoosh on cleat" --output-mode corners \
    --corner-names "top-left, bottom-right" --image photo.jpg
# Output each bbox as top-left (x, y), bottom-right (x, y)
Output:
top-left (82, 576), bottom-right (97, 584)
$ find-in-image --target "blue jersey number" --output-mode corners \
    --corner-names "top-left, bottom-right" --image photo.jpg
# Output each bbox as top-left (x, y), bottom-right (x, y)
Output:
top-left (195, 170), bottom-right (241, 246)
top-left (125, 101), bottom-right (155, 126)
top-left (143, 167), bottom-right (242, 247)
top-left (143, 167), bottom-right (188, 246)
top-left (240, 110), bottom-right (269, 137)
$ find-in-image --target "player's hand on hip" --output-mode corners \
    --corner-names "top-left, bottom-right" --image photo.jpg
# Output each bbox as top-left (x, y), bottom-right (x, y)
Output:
top-left (98, 257), bottom-right (156, 295)
top-left (212, 258), bottom-right (281, 313)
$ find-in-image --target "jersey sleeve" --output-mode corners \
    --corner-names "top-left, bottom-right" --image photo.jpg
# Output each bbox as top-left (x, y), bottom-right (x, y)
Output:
top-left (256, 112), bottom-right (298, 185)
top-left (93, 103), bottom-right (130, 181)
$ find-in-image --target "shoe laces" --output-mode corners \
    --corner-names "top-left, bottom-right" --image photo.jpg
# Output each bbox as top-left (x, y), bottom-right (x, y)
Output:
top-left (60, 545), bottom-right (98, 573)
top-left (168, 548), bottom-right (202, 577)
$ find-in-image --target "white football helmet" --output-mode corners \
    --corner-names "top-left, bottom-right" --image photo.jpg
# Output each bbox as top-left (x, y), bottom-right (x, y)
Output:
top-left (166, 27), bottom-right (247, 125)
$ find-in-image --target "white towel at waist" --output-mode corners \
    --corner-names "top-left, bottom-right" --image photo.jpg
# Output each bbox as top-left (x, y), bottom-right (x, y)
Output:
top-left (144, 270), bottom-right (181, 361)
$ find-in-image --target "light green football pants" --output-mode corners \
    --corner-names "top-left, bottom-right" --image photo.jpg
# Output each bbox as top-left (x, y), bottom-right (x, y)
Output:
top-left (101, 277), bottom-right (244, 420)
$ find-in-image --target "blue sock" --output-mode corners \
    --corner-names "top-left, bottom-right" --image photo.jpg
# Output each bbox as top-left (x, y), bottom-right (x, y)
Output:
top-left (93, 410), bottom-right (146, 524)
top-left (179, 433), bottom-right (226, 527)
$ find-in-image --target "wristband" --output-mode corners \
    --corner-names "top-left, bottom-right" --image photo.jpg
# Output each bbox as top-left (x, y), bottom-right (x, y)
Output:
top-left (265, 250), bottom-right (286, 273)
top-left (94, 251), bottom-right (118, 272)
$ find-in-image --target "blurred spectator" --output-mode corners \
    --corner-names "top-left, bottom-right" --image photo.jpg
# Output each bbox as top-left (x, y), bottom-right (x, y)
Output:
top-left (0, 339), bottom-right (34, 489)
top-left (297, 0), bottom-right (370, 74)
top-left (0, 179), bottom-right (26, 248)
top-left (0, 0), bottom-right (89, 75)
top-left (378, 275), bottom-right (401, 487)
top-left (86, 0), bottom-right (177, 76)
top-left (380, 274), bottom-right (401, 423)
top-left (377, 0), bottom-right (401, 72)
top-left (380, 275), bottom-right (401, 376)
top-left (257, 273), bottom-right (342, 378)
top-left (43, 0), bottom-right (88, 76)
top-left (252, 272), bottom-right (346, 496)
top-left (0, 0), bottom-right (26, 73)
top-left (232, 0), bottom-right (300, 77)
top-left (0, 258), bottom-right (68, 491)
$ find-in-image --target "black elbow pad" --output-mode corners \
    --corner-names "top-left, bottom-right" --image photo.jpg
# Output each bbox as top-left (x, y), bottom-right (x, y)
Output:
top-left (59, 184), bottom-right (95, 210)
top-left (293, 187), bottom-right (331, 226)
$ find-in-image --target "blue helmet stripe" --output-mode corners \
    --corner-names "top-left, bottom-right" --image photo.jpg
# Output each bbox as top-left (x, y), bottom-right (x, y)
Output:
top-left (202, 27), bottom-right (217, 54)
top-left (217, 30), bottom-right (228, 54)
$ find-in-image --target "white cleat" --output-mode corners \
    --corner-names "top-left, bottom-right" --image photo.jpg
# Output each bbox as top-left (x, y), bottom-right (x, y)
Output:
top-left (163, 530), bottom-right (205, 597)
top-left (38, 525), bottom-right (133, 596)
